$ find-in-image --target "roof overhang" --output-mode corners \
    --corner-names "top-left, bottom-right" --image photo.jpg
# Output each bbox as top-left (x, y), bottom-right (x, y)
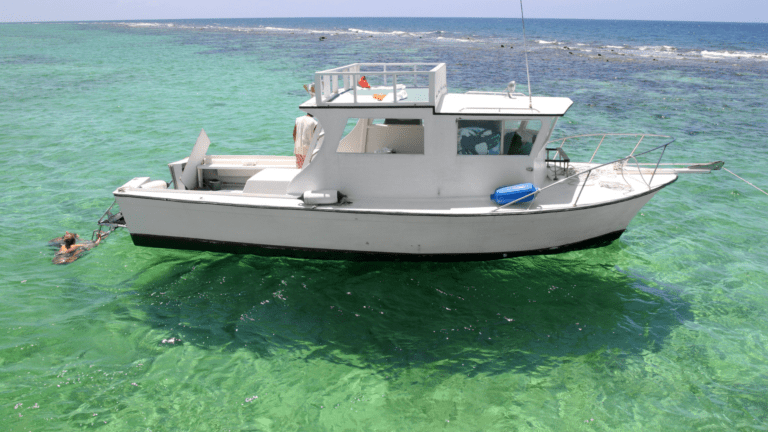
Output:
top-left (437, 94), bottom-right (573, 117)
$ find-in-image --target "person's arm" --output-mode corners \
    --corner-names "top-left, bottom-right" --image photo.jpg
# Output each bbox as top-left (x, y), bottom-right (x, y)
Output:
top-left (293, 124), bottom-right (297, 142)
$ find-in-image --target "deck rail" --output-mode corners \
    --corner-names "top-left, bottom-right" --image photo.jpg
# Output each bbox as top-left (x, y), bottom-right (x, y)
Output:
top-left (492, 133), bottom-right (676, 212)
top-left (314, 63), bottom-right (447, 106)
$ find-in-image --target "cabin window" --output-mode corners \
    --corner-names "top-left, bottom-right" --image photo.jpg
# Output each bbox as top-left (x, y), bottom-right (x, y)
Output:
top-left (457, 119), bottom-right (541, 155)
top-left (337, 118), bottom-right (424, 154)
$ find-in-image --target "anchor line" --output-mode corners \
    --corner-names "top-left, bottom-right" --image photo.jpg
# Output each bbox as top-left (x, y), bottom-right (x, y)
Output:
top-left (724, 168), bottom-right (768, 197)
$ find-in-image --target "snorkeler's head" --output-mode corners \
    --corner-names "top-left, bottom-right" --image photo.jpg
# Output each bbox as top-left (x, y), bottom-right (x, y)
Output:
top-left (63, 232), bottom-right (77, 248)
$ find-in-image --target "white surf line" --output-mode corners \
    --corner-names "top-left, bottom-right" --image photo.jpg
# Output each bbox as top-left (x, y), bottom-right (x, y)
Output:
top-left (724, 168), bottom-right (768, 197)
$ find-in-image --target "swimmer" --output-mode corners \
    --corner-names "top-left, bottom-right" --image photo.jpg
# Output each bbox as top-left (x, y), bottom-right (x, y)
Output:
top-left (51, 231), bottom-right (108, 265)
top-left (48, 231), bottom-right (79, 247)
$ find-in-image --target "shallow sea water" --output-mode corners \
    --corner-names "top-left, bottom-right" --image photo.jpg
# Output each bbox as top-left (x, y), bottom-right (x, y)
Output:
top-left (1, 19), bottom-right (768, 431)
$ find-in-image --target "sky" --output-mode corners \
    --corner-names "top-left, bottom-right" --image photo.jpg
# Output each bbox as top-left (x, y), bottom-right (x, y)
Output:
top-left (1, 0), bottom-right (766, 23)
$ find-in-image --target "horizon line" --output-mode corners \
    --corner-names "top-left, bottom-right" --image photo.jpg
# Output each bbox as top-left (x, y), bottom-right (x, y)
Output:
top-left (2, 16), bottom-right (767, 25)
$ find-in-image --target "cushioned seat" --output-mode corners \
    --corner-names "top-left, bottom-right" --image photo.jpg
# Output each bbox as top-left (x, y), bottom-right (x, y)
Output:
top-left (242, 169), bottom-right (300, 195)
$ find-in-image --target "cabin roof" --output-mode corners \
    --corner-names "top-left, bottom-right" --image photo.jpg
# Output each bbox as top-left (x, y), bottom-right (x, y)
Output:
top-left (302, 92), bottom-right (573, 118)
top-left (301, 62), bottom-right (573, 117)
top-left (437, 93), bottom-right (573, 117)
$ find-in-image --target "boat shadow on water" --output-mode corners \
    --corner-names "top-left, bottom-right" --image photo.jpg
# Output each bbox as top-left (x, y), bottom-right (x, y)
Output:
top-left (122, 248), bottom-right (692, 377)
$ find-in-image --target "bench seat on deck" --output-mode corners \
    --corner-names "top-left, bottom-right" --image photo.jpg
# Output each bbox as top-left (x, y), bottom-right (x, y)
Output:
top-left (196, 161), bottom-right (296, 189)
top-left (242, 168), bottom-right (300, 195)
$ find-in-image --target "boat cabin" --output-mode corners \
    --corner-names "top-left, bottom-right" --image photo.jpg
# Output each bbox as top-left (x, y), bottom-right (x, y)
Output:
top-left (167, 63), bottom-right (573, 202)
top-left (287, 63), bottom-right (572, 200)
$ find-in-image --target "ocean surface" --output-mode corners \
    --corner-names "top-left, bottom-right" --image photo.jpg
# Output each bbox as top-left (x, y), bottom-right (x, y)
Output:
top-left (1, 18), bottom-right (768, 431)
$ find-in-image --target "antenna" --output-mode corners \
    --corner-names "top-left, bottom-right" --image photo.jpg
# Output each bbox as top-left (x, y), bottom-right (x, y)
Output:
top-left (519, 0), bottom-right (533, 109)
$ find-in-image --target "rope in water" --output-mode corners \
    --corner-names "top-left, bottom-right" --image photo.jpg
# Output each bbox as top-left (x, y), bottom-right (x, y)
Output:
top-left (724, 168), bottom-right (768, 197)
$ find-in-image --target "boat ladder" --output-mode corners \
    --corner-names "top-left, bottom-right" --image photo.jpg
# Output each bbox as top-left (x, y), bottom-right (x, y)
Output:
top-left (94, 200), bottom-right (126, 241)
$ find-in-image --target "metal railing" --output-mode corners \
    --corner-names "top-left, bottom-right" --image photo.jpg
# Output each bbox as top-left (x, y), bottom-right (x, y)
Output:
top-left (314, 63), bottom-right (447, 106)
top-left (492, 134), bottom-right (676, 212)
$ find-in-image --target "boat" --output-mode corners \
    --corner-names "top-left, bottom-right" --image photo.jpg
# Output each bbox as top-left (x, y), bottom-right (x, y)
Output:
top-left (100, 62), bottom-right (722, 261)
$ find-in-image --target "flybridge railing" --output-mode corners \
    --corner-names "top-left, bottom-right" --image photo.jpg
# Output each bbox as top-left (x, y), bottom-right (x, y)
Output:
top-left (492, 134), bottom-right (677, 212)
top-left (314, 63), bottom-right (447, 106)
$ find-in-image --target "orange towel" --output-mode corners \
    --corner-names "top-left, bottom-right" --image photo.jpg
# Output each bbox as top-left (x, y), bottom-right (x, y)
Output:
top-left (373, 94), bottom-right (386, 101)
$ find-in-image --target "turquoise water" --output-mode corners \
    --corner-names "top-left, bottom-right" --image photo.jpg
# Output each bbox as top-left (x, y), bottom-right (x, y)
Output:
top-left (2, 19), bottom-right (768, 430)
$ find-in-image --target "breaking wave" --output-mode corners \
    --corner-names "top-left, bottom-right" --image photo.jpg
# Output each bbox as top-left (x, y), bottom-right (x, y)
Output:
top-left (702, 50), bottom-right (768, 60)
top-left (103, 20), bottom-right (768, 63)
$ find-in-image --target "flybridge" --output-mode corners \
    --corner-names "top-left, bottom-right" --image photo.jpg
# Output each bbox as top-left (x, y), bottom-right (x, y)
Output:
top-left (308, 62), bottom-right (573, 116)
top-left (311, 63), bottom-right (447, 106)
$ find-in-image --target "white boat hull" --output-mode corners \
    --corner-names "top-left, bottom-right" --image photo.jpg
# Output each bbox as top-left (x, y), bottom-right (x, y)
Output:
top-left (114, 186), bottom-right (665, 260)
